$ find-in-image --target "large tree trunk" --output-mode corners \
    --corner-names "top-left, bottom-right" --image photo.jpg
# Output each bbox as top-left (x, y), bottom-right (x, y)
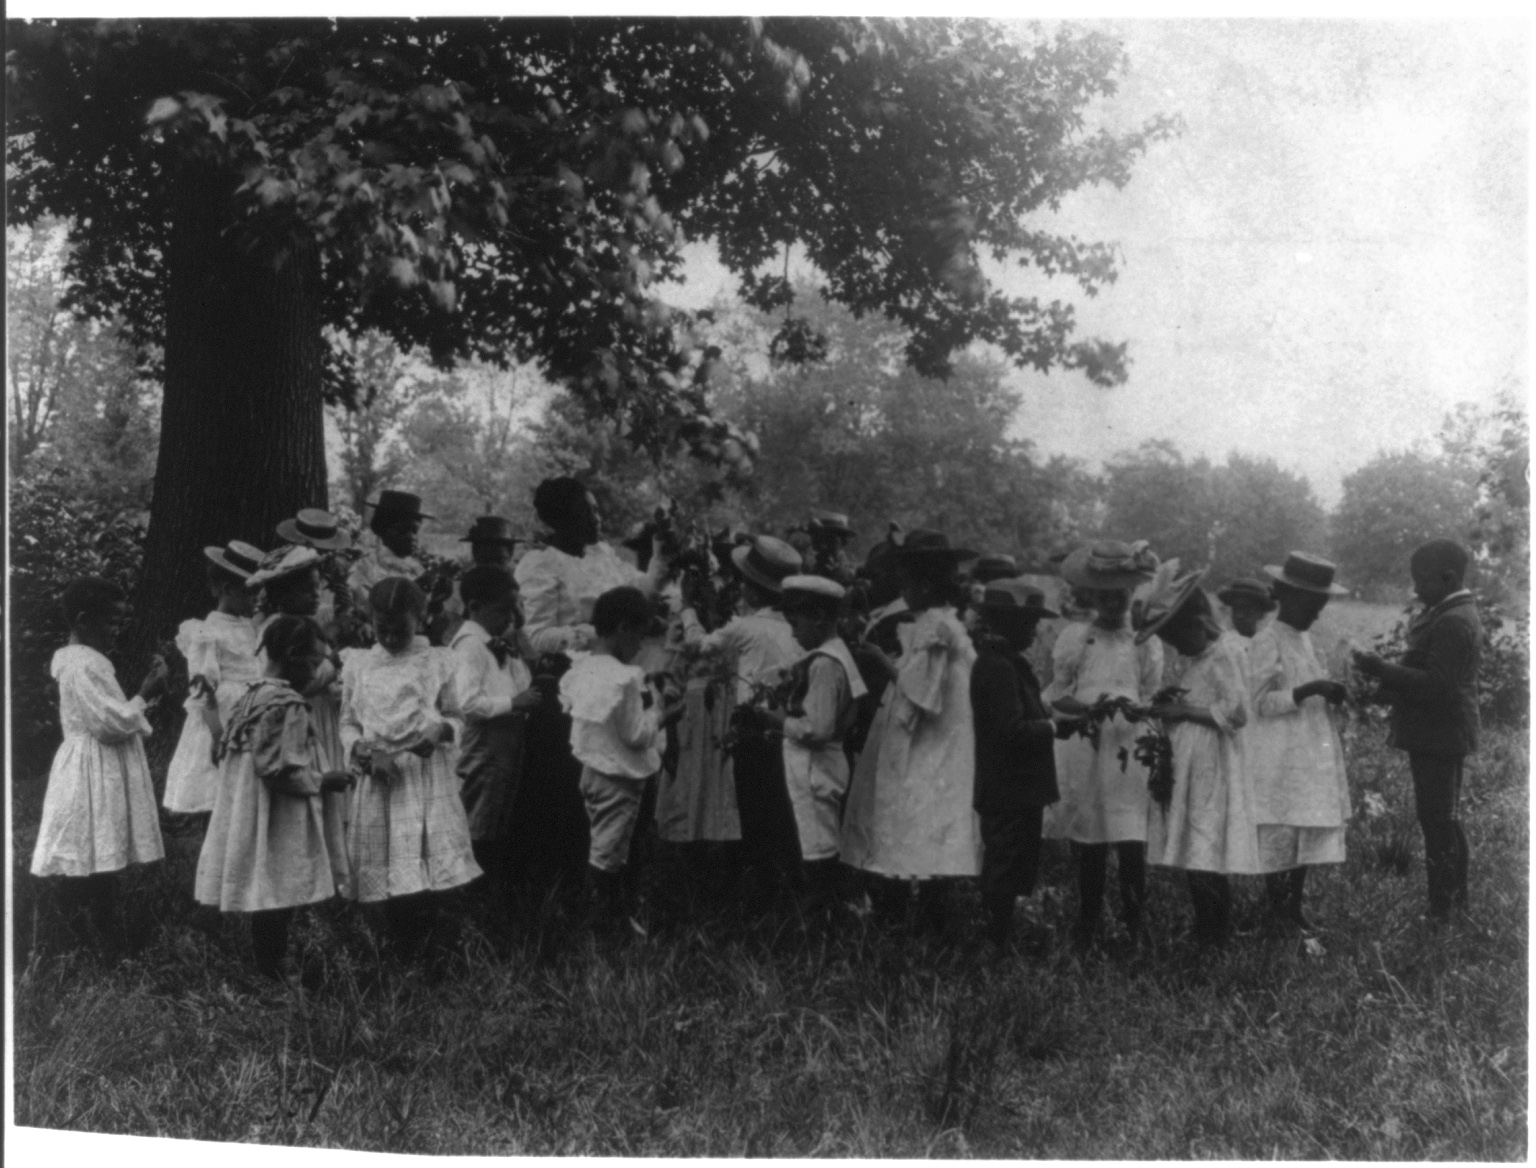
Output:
top-left (123, 165), bottom-right (327, 671)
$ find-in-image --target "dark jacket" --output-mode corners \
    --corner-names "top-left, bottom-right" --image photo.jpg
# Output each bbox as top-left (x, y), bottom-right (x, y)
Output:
top-left (1383, 592), bottom-right (1483, 756)
top-left (970, 636), bottom-right (1060, 813)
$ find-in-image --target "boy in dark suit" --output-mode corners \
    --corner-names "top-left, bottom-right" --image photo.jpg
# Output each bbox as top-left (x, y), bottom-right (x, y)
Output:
top-left (970, 580), bottom-right (1065, 949)
top-left (1354, 538), bottom-right (1483, 923)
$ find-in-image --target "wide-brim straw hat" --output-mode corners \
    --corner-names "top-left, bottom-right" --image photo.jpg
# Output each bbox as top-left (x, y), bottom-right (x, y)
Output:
top-left (1134, 562), bottom-right (1207, 645)
top-left (1216, 576), bottom-right (1277, 610)
top-left (276, 508), bottom-right (352, 551)
top-left (247, 545), bottom-right (322, 589)
top-left (367, 489), bottom-right (435, 522)
top-left (780, 574), bottom-right (847, 606)
top-left (1059, 540), bottom-right (1159, 591)
top-left (1263, 552), bottom-right (1348, 596)
top-left (203, 540), bottom-right (265, 580)
top-left (975, 578), bottom-right (1059, 621)
top-left (893, 528), bottom-right (978, 564)
top-left (460, 515), bottom-right (518, 545)
top-left (732, 535), bottom-right (803, 593)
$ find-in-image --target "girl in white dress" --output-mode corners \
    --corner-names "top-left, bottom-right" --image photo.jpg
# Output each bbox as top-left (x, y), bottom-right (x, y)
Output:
top-left (1247, 554), bottom-right (1351, 931)
top-left (840, 530), bottom-right (979, 931)
top-left (1137, 565), bottom-right (1263, 946)
top-left (1043, 541), bottom-right (1162, 948)
top-left (195, 616), bottom-right (355, 982)
top-left (164, 542), bottom-right (264, 814)
top-left (342, 576), bottom-right (480, 957)
top-left (32, 577), bottom-right (168, 954)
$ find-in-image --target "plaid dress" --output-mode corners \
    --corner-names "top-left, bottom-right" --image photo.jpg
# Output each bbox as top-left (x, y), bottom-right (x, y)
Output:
top-left (340, 638), bottom-right (480, 902)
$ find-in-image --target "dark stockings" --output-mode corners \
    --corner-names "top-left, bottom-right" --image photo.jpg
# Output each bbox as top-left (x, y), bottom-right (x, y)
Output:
top-left (1411, 753), bottom-right (1469, 917)
top-left (1073, 841), bottom-right (1147, 938)
top-left (1265, 867), bottom-right (1310, 928)
top-left (250, 908), bottom-right (294, 979)
top-left (56, 873), bottom-right (124, 954)
top-left (1187, 872), bottom-right (1232, 945)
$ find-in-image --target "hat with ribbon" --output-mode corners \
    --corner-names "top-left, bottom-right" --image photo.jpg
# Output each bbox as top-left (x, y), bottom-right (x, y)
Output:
top-left (276, 508), bottom-right (352, 551)
top-left (780, 574), bottom-right (847, 605)
top-left (1134, 559), bottom-right (1208, 645)
top-left (460, 515), bottom-right (519, 545)
top-left (731, 535), bottom-right (803, 593)
top-left (807, 510), bottom-right (856, 538)
top-left (1216, 576), bottom-right (1278, 610)
top-left (203, 540), bottom-right (266, 581)
top-left (1263, 552), bottom-right (1348, 597)
top-left (893, 528), bottom-right (979, 564)
top-left (1059, 540), bottom-right (1160, 591)
top-left (366, 490), bottom-right (435, 522)
top-left (975, 578), bottom-right (1059, 621)
top-left (247, 544), bottom-right (322, 589)
top-left (971, 553), bottom-right (1020, 584)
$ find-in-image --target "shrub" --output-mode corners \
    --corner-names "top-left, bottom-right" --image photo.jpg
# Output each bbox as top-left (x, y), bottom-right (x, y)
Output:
top-left (10, 471), bottom-right (146, 773)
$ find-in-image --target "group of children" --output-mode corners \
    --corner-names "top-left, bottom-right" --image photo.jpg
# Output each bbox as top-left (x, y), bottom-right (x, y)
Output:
top-left (29, 481), bottom-right (1483, 978)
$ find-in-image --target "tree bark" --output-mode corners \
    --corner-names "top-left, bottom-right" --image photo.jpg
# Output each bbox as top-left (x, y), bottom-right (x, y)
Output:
top-left (123, 165), bottom-right (327, 670)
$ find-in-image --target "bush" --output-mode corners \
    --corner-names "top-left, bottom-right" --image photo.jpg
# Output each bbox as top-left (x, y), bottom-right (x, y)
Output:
top-left (10, 471), bottom-right (146, 773)
top-left (1346, 591), bottom-right (1528, 730)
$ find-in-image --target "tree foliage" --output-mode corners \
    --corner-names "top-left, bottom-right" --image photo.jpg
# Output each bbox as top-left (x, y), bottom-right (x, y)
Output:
top-left (7, 17), bottom-right (1176, 457)
top-left (1332, 450), bottom-right (1478, 600)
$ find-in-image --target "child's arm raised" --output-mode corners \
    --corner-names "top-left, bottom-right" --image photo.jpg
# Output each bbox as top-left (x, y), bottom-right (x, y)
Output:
top-left (1355, 619), bottom-right (1476, 704)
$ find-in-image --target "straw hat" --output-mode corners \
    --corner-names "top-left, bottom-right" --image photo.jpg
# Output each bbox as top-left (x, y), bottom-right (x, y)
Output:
top-left (1216, 576), bottom-right (1277, 610)
top-left (971, 554), bottom-right (1021, 584)
top-left (781, 574), bottom-right (847, 604)
top-left (731, 535), bottom-right (803, 593)
top-left (247, 545), bottom-right (322, 589)
top-left (276, 508), bottom-right (352, 551)
top-left (1134, 560), bottom-right (1208, 645)
top-left (1059, 540), bottom-right (1159, 591)
top-left (460, 515), bottom-right (519, 545)
top-left (203, 540), bottom-right (265, 580)
top-left (807, 510), bottom-right (856, 538)
top-left (1263, 552), bottom-right (1348, 596)
top-left (366, 489), bottom-right (435, 522)
top-left (893, 529), bottom-right (978, 564)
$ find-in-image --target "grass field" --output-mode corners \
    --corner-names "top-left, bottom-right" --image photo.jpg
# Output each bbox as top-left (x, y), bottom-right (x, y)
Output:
top-left (10, 702), bottom-right (1526, 1159)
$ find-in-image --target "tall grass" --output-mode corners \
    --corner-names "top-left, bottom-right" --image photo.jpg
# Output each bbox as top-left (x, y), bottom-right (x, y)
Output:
top-left (11, 723), bottom-right (1527, 1158)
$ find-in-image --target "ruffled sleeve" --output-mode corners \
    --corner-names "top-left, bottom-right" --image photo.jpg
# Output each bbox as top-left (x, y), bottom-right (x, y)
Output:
top-left (57, 650), bottom-right (152, 744)
top-left (516, 550), bottom-right (588, 654)
top-left (894, 614), bottom-right (956, 727)
top-left (1043, 622), bottom-right (1087, 704)
top-left (1248, 628), bottom-right (1298, 718)
top-left (1206, 643), bottom-right (1249, 735)
top-left (1136, 634), bottom-right (1165, 701)
top-left (252, 700), bottom-right (323, 797)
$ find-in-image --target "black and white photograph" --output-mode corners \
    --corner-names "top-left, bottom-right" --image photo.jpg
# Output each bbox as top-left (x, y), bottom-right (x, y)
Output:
top-left (5, 4), bottom-right (1527, 1160)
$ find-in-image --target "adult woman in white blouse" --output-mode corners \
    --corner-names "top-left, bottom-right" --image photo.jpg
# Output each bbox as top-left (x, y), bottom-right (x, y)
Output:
top-left (515, 478), bottom-right (668, 654)
top-left (512, 478), bottom-right (667, 900)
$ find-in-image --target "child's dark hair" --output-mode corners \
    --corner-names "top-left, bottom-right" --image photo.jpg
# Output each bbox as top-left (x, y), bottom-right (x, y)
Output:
top-left (591, 586), bottom-right (654, 636)
top-left (460, 565), bottom-right (517, 609)
top-left (741, 576), bottom-right (781, 611)
top-left (369, 576), bottom-right (427, 618)
top-left (259, 615), bottom-right (325, 665)
top-left (61, 576), bottom-right (126, 626)
top-left (1411, 538), bottom-right (1471, 583)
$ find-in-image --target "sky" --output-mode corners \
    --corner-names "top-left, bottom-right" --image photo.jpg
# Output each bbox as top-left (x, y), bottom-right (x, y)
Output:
top-left (667, 19), bottom-right (1528, 507)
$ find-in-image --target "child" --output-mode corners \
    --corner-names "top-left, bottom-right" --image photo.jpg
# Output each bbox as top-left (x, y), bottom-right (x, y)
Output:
top-left (1043, 540), bottom-right (1163, 950)
top-left (250, 544), bottom-right (351, 896)
top-left (758, 575), bottom-right (867, 910)
top-left (1354, 538), bottom-right (1483, 923)
top-left (195, 616), bottom-right (354, 982)
top-left (560, 586), bottom-right (681, 927)
top-left (164, 542), bottom-right (264, 815)
top-left (1218, 577), bottom-right (1277, 642)
top-left (450, 565), bottom-right (540, 902)
top-left (31, 577), bottom-right (168, 954)
top-left (1248, 553), bottom-right (1351, 931)
top-left (840, 530), bottom-right (980, 932)
top-left (341, 576), bottom-right (481, 957)
top-left (676, 535), bottom-right (803, 901)
top-left (969, 580), bottom-right (1062, 949)
top-left (1136, 564), bottom-right (1262, 945)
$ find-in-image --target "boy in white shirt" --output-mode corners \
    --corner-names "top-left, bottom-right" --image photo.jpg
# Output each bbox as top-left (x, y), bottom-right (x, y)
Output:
top-left (560, 586), bottom-right (682, 927)
top-left (451, 566), bottom-right (541, 911)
